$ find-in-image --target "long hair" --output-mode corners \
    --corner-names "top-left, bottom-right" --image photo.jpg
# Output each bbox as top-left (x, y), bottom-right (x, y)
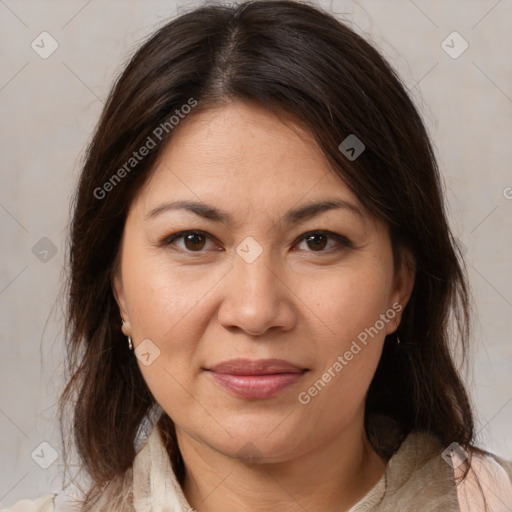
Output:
top-left (60, 1), bottom-right (482, 508)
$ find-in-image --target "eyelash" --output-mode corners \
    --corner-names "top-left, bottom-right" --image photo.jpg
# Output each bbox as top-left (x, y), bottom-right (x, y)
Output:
top-left (159, 230), bottom-right (354, 255)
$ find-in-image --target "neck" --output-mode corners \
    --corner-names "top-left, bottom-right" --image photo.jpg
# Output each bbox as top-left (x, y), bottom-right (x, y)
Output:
top-left (176, 415), bottom-right (386, 512)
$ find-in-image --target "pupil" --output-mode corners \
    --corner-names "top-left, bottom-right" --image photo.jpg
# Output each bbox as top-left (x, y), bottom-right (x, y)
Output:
top-left (307, 234), bottom-right (327, 251)
top-left (185, 233), bottom-right (205, 250)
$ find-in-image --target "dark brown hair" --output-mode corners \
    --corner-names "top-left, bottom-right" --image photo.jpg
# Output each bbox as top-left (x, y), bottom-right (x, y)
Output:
top-left (60, 0), bottom-right (484, 508)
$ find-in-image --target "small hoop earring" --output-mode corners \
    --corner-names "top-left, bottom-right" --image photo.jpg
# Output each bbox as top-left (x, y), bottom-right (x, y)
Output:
top-left (128, 335), bottom-right (133, 351)
top-left (394, 319), bottom-right (401, 345)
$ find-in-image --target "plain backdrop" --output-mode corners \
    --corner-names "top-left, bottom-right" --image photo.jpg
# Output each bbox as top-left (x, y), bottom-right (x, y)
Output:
top-left (1, 0), bottom-right (511, 506)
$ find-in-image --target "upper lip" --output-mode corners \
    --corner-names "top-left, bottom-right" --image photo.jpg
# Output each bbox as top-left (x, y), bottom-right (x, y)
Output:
top-left (206, 358), bottom-right (307, 375)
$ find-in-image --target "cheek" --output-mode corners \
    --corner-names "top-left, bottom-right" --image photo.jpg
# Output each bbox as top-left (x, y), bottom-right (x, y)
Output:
top-left (293, 263), bottom-right (392, 422)
top-left (129, 273), bottom-right (204, 424)
top-left (123, 249), bottom-right (220, 339)
top-left (301, 261), bottom-right (394, 353)
top-left (122, 252), bottom-right (227, 421)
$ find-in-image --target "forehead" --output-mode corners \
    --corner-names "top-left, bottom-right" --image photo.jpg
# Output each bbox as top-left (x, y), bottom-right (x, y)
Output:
top-left (136, 101), bottom-right (366, 220)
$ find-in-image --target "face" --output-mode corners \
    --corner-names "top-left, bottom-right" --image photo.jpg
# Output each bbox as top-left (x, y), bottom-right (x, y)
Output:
top-left (114, 101), bottom-right (414, 463)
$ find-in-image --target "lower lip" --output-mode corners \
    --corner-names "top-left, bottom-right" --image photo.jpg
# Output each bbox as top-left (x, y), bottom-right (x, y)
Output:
top-left (208, 371), bottom-right (306, 399)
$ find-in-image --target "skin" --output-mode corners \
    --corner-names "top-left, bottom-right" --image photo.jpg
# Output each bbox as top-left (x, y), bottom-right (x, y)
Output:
top-left (114, 101), bottom-right (415, 512)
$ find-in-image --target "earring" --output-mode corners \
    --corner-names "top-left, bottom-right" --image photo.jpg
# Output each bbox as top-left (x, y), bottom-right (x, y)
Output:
top-left (396, 334), bottom-right (401, 345)
top-left (121, 319), bottom-right (133, 350)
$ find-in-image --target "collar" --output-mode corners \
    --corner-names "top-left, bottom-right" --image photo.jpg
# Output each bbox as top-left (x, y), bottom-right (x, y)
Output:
top-left (132, 424), bottom-right (192, 512)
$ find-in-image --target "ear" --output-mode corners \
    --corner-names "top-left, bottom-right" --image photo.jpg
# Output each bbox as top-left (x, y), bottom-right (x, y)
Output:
top-left (386, 248), bottom-right (415, 335)
top-left (112, 270), bottom-right (131, 336)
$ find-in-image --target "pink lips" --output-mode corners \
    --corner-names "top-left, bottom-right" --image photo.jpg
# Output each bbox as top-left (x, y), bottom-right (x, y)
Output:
top-left (205, 358), bottom-right (308, 399)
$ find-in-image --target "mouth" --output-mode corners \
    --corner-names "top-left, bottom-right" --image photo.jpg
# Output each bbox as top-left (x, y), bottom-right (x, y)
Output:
top-left (204, 358), bottom-right (309, 399)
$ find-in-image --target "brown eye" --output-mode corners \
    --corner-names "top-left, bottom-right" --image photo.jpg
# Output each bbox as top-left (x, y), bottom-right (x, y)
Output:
top-left (162, 230), bottom-right (216, 252)
top-left (304, 233), bottom-right (328, 251)
top-left (294, 231), bottom-right (353, 253)
top-left (183, 232), bottom-right (206, 251)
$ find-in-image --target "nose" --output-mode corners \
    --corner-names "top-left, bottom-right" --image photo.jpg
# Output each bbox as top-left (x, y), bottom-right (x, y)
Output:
top-left (217, 250), bottom-right (296, 336)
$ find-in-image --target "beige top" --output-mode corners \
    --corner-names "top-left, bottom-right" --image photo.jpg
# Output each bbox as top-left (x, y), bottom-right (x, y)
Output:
top-left (2, 425), bottom-right (512, 512)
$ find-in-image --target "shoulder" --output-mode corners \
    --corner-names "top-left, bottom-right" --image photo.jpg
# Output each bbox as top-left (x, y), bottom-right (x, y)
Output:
top-left (456, 450), bottom-right (512, 511)
top-left (388, 432), bottom-right (512, 510)
top-left (1, 491), bottom-right (82, 512)
top-left (489, 451), bottom-right (512, 482)
top-left (1, 493), bottom-right (56, 512)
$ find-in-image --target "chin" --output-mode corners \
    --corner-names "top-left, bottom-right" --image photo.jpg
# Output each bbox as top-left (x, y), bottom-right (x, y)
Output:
top-left (205, 418), bottom-right (303, 461)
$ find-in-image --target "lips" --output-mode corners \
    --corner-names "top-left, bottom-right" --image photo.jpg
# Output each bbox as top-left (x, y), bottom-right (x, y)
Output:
top-left (205, 358), bottom-right (308, 399)
top-left (207, 358), bottom-right (307, 375)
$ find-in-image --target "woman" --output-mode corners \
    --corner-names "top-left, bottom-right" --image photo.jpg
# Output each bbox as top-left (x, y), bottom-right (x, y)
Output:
top-left (3, 1), bottom-right (511, 511)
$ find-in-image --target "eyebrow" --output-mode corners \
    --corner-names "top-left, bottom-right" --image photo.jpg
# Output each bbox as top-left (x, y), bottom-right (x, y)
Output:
top-left (145, 198), bottom-right (366, 226)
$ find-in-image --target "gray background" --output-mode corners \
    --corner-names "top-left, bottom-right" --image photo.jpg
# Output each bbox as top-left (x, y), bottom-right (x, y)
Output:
top-left (1, 0), bottom-right (511, 506)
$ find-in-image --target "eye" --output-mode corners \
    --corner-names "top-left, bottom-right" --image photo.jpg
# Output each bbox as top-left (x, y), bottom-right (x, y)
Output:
top-left (160, 229), bottom-right (353, 254)
top-left (162, 230), bottom-right (219, 252)
top-left (293, 230), bottom-right (352, 253)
